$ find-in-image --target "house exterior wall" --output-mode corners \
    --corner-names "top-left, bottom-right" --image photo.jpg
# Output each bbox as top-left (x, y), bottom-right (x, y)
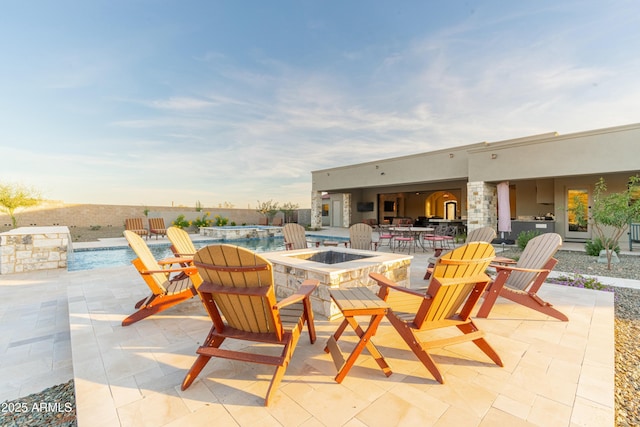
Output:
top-left (311, 123), bottom-right (640, 241)
top-left (467, 123), bottom-right (640, 182)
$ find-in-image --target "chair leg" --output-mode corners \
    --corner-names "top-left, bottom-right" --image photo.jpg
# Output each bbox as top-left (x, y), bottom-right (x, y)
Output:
top-left (387, 314), bottom-right (444, 384)
top-left (265, 364), bottom-right (288, 406)
top-left (456, 322), bottom-right (503, 367)
top-left (182, 334), bottom-right (226, 390)
top-left (181, 354), bottom-right (212, 390)
top-left (122, 290), bottom-right (196, 326)
top-left (475, 272), bottom-right (509, 318)
top-left (499, 291), bottom-right (569, 321)
top-left (303, 297), bottom-right (316, 344)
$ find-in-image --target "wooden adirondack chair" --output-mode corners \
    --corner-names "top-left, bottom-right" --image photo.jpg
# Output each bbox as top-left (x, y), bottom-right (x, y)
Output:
top-left (122, 230), bottom-right (202, 326)
top-left (167, 226), bottom-right (197, 258)
top-left (148, 217), bottom-right (167, 239)
top-left (349, 223), bottom-right (377, 250)
top-left (369, 242), bottom-right (503, 384)
top-left (283, 223), bottom-right (310, 250)
top-left (476, 233), bottom-right (567, 321)
top-left (181, 244), bottom-right (319, 405)
top-left (424, 226), bottom-right (497, 279)
top-left (125, 218), bottom-right (149, 239)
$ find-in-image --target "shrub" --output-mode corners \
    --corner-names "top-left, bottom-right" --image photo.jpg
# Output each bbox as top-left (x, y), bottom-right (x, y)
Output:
top-left (585, 237), bottom-right (620, 256)
top-left (172, 214), bottom-right (190, 229)
top-left (516, 230), bottom-right (541, 250)
top-left (193, 212), bottom-right (212, 228)
top-left (214, 215), bottom-right (228, 226)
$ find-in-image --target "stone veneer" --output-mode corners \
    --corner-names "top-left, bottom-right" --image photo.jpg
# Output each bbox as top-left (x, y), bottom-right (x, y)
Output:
top-left (199, 226), bottom-right (283, 240)
top-left (0, 226), bottom-right (71, 274)
top-left (466, 181), bottom-right (497, 232)
top-left (263, 247), bottom-right (412, 319)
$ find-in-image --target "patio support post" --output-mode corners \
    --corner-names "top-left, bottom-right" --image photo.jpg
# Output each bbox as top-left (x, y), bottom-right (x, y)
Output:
top-left (466, 181), bottom-right (497, 232)
top-left (342, 193), bottom-right (351, 228)
top-left (311, 191), bottom-right (323, 229)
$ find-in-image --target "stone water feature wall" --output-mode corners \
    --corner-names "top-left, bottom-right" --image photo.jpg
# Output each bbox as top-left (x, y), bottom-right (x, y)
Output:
top-left (199, 226), bottom-right (283, 240)
top-left (0, 226), bottom-right (71, 274)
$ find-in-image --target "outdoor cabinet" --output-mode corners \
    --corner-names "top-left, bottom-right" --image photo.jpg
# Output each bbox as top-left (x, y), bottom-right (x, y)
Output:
top-left (536, 179), bottom-right (554, 204)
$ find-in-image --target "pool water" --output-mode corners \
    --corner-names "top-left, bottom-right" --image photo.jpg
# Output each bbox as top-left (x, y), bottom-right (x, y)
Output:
top-left (68, 236), bottom-right (348, 271)
top-left (69, 238), bottom-right (286, 271)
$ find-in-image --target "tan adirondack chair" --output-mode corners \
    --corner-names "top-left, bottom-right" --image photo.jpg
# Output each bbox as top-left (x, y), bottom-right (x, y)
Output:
top-left (349, 223), bottom-right (377, 250)
top-left (476, 233), bottom-right (567, 321)
top-left (148, 217), bottom-right (167, 239)
top-left (167, 226), bottom-right (197, 258)
top-left (125, 218), bottom-right (149, 239)
top-left (370, 242), bottom-right (502, 384)
top-left (424, 226), bottom-right (497, 279)
top-left (122, 230), bottom-right (202, 326)
top-left (181, 244), bottom-right (319, 405)
top-left (467, 226), bottom-right (498, 244)
top-left (283, 223), bottom-right (310, 250)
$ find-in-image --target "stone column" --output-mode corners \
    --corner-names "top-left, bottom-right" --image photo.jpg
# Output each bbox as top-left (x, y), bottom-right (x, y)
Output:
top-left (466, 181), bottom-right (497, 232)
top-left (311, 191), bottom-right (323, 229)
top-left (342, 193), bottom-right (351, 227)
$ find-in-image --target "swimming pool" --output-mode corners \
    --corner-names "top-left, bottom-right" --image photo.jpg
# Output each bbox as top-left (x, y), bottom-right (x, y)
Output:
top-left (68, 236), bottom-right (348, 271)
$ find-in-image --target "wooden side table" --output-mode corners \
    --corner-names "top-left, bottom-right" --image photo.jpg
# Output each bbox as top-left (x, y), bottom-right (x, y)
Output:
top-left (324, 287), bottom-right (392, 383)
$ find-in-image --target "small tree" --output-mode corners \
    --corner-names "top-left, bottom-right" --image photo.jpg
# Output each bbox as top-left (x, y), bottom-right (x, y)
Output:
top-left (279, 202), bottom-right (299, 224)
top-left (591, 176), bottom-right (640, 269)
top-left (256, 199), bottom-right (279, 225)
top-left (0, 182), bottom-right (42, 227)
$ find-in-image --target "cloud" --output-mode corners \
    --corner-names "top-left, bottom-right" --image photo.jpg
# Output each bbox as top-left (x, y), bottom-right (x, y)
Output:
top-left (149, 97), bottom-right (217, 110)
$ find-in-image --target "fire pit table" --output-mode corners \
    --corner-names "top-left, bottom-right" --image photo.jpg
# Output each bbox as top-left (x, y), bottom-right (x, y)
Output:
top-left (263, 246), bottom-right (412, 319)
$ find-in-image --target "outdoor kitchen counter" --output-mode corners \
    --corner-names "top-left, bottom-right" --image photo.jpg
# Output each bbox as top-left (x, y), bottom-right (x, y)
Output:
top-left (506, 220), bottom-right (556, 238)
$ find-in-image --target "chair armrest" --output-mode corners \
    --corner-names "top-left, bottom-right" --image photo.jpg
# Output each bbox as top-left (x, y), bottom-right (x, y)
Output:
top-left (491, 265), bottom-right (550, 274)
top-left (493, 256), bottom-right (517, 265)
top-left (369, 273), bottom-right (426, 298)
top-left (435, 274), bottom-right (492, 287)
top-left (142, 266), bottom-right (198, 275)
top-left (274, 279), bottom-right (319, 309)
top-left (158, 256), bottom-right (193, 266)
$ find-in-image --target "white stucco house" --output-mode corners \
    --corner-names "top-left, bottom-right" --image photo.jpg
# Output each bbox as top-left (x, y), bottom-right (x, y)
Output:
top-left (310, 122), bottom-right (640, 243)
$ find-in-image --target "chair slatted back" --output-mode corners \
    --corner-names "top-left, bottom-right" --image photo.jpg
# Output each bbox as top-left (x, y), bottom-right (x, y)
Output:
top-left (167, 226), bottom-right (197, 256)
top-left (194, 245), bottom-right (282, 338)
top-left (416, 242), bottom-right (495, 326)
top-left (466, 226), bottom-right (497, 243)
top-left (125, 218), bottom-right (146, 231)
top-left (124, 230), bottom-right (168, 292)
top-left (507, 233), bottom-right (562, 291)
top-left (148, 217), bottom-right (166, 230)
top-left (283, 223), bottom-right (308, 250)
top-left (349, 223), bottom-right (373, 250)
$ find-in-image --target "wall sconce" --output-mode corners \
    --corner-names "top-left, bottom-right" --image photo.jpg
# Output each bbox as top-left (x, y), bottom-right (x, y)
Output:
top-left (491, 154), bottom-right (498, 159)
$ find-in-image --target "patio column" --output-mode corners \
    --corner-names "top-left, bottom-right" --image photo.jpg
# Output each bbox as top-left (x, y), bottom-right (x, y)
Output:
top-left (342, 193), bottom-right (351, 227)
top-left (466, 181), bottom-right (497, 232)
top-left (311, 191), bottom-right (323, 229)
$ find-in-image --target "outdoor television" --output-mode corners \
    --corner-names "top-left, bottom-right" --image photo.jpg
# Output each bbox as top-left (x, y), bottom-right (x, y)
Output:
top-left (357, 202), bottom-right (374, 212)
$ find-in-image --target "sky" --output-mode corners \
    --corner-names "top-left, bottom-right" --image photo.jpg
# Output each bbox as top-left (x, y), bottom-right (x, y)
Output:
top-left (1, 1), bottom-right (639, 209)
